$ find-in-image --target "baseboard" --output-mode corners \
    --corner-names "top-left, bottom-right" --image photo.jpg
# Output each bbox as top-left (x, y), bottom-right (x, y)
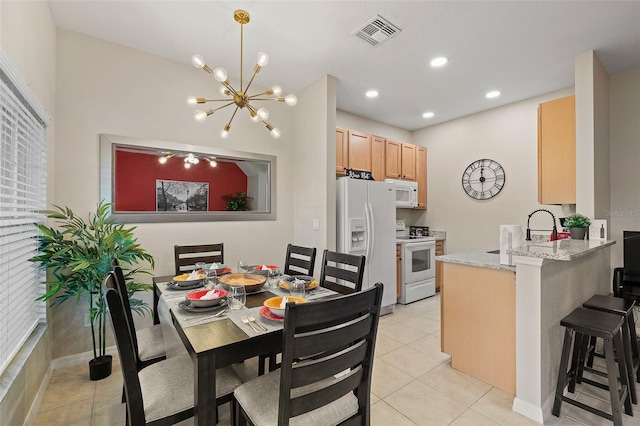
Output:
top-left (24, 366), bottom-right (53, 426)
top-left (512, 397), bottom-right (544, 424)
top-left (51, 345), bottom-right (118, 370)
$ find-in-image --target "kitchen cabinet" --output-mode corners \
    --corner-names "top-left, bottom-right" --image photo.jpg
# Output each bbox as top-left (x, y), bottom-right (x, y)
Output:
top-left (435, 239), bottom-right (444, 291)
top-left (371, 136), bottom-right (385, 181)
top-left (347, 130), bottom-right (371, 173)
top-left (538, 95), bottom-right (576, 204)
top-left (416, 146), bottom-right (427, 209)
top-left (400, 143), bottom-right (416, 181)
top-left (336, 127), bottom-right (348, 176)
top-left (396, 244), bottom-right (402, 298)
top-left (384, 139), bottom-right (402, 179)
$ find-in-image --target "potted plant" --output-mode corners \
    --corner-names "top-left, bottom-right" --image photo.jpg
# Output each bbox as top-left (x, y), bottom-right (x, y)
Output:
top-left (563, 213), bottom-right (592, 240)
top-left (222, 191), bottom-right (252, 211)
top-left (30, 201), bottom-right (154, 380)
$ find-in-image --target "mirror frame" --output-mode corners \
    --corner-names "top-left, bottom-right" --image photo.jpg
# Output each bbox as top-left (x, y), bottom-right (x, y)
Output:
top-left (100, 134), bottom-right (276, 223)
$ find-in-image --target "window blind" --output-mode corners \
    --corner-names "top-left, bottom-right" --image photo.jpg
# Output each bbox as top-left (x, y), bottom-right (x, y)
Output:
top-left (0, 70), bottom-right (47, 375)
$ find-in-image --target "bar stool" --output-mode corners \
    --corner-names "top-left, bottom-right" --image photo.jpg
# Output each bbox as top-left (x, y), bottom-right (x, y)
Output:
top-left (583, 294), bottom-right (640, 404)
top-left (552, 307), bottom-right (632, 426)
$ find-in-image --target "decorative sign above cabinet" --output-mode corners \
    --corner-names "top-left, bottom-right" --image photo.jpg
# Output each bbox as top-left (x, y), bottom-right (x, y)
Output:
top-left (461, 159), bottom-right (505, 200)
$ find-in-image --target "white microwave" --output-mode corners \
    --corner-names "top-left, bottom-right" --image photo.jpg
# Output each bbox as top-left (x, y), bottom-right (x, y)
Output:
top-left (384, 179), bottom-right (418, 208)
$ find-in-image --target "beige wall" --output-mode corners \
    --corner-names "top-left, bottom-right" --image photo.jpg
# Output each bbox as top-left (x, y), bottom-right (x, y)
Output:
top-left (412, 89), bottom-right (574, 254)
top-left (54, 28), bottom-right (298, 357)
top-left (0, 1), bottom-right (56, 424)
top-left (292, 75), bottom-right (336, 273)
top-left (575, 50), bottom-right (611, 219)
top-left (609, 68), bottom-right (640, 268)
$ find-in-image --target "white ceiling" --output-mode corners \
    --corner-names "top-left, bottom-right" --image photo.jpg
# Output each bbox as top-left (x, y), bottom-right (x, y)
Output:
top-left (48, 1), bottom-right (640, 131)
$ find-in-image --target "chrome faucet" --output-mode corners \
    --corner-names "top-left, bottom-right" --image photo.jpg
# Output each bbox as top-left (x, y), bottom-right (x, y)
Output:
top-left (526, 208), bottom-right (558, 241)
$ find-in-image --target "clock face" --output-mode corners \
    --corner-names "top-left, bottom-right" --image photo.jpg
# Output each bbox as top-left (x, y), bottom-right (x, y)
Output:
top-left (461, 159), bottom-right (505, 200)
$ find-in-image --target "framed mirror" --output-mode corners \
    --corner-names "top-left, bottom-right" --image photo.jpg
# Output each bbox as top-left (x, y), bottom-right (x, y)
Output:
top-left (100, 134), bottom-right (276, 222)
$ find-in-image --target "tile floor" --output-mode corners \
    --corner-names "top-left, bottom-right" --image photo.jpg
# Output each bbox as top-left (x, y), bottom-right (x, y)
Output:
top-left (32, 294), bottom-right (640, 425)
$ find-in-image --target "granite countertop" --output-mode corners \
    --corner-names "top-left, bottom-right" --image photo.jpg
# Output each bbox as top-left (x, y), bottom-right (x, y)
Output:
top-left (509, 238), bottom-right (616, 261)
top-left (437, 239), bottom-right (616, 271)
top-left (395, 230), bottom-right (446, 244)
top-left (436, 251), bottom-right (515, 272)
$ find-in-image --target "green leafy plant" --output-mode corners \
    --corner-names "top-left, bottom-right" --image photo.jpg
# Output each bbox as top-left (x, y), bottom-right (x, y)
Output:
top-left (222, 191), bottom-right (252, 211)
top-left (29, 201), bottom-right (155, 362)
top-left (563, 213), bottom-right (592, 228)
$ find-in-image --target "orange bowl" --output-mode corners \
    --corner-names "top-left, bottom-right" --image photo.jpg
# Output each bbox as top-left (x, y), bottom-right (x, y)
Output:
top-left (173, 273), bottom-right (205, 284)
top-left (218, 273), bottom-right (267, 293)
top-left (185, 288), bottom-right (227, 307)
top-left (263, 296), bottom-right (307, 317)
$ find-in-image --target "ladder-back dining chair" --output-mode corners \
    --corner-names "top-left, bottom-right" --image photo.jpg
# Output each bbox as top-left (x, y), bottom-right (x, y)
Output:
top-left (103, 271), bottom-right (242, 425)
top-left (234, 282), bottom-right (383, 425)
top-left (174, 243), bottom-right (224, 275)
top-left (318, 249), bottom-right (366, 295)
top-left (283, 244), bottom-right (317, 277)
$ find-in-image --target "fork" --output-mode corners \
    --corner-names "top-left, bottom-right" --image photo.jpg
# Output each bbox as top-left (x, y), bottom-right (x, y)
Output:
top-left (248, 314), bottom-right (267, 332)
top-left (241, 315), bottom-right (261, 333)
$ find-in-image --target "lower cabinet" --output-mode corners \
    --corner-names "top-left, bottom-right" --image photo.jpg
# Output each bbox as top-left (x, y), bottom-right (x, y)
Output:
top-left (435, 240), bottom-right (444, 292)
top-left (396, 244), bottom-right (402, 299)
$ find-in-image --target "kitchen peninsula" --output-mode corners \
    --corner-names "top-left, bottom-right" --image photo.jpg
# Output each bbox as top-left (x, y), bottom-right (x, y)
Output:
top-left (437, 238), bottom-right (615, 424)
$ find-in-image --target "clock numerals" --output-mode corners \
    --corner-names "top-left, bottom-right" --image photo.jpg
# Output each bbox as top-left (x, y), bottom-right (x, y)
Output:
top-left (461, 159), bottom-right (505, 200)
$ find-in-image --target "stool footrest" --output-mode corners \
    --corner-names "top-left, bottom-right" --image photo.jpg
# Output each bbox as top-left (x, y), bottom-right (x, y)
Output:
top-left (560, 395), bottom-right (618, 422)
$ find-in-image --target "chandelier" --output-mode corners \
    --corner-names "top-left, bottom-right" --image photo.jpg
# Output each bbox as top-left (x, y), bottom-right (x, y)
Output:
top-left (188, 9), bottom-right (297, 139)
top-left (158, 152), bottom-right (217, 169)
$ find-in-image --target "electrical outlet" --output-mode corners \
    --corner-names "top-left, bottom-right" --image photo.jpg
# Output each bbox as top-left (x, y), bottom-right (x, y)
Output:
top-left (313, 219), bottom-right (320, 230)
top-left (84, 312), bottom-right (91, 328)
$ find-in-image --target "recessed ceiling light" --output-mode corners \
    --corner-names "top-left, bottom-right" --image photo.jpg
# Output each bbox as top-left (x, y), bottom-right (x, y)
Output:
top-left (430, 57), bottom-right (448, 67)
top-left (486, 90), bottom-right (501, 99)
top-left (422, 112), bottom-right (435, 119)
top-left (365, 90), bottom-right (379, 98)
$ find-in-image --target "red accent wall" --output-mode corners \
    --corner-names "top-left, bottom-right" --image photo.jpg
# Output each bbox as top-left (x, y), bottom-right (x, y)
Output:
top-left (115, 150), bottom-right (247, 211)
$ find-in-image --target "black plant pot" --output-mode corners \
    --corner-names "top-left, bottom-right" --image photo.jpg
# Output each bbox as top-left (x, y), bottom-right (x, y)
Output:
top-left (89, 355), bottom-right (113, 381)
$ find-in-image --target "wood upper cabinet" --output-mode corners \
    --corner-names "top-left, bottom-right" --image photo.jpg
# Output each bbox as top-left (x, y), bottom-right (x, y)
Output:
top-left (401, 143), bottom-right (416, 181)
top-left (538, 95), bottom-right (576, 204)
top-left (347, 130), bottom-right (372, 173)
top-left (416, 146), bottom-right (427, 209)
top-left (336, 127), bottom-right (348, 175)
top-left (371, 136), bottom-right (385, 181)
top-left (384, 139), bottom-right (402, 179)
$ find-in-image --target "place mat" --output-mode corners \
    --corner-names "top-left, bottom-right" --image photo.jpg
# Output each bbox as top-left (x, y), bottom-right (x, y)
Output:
top-left (166, 280), bottom-right (204, 291)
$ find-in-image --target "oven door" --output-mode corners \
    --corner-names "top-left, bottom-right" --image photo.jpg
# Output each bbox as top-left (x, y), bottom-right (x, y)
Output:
top-left (403, 240), bottom-right (436, 283)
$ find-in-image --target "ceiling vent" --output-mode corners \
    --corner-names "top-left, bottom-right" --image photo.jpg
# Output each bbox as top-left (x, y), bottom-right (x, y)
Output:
top-left (352, 15), bottom-right (401, 47)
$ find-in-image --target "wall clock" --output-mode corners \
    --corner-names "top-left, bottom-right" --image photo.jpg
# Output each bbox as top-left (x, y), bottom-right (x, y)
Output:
top-left (461, 159), bottom-right (505, 200)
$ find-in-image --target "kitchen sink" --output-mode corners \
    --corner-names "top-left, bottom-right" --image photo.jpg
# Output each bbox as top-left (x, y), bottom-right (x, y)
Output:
top-left (486, 249), bottom-right (501, 254)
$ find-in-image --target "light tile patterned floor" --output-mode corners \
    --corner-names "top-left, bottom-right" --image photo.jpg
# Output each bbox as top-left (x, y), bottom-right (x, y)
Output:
top-left (32, 293), bottom-right (640, 425)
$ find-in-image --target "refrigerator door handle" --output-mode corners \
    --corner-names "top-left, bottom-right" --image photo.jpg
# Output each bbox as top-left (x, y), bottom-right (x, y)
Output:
top-left (365, 202), bottom-right (374, 264)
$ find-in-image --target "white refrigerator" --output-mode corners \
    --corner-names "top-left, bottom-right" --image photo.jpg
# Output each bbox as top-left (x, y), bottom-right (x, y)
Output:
top-left (336, 177), bottom-right (396, 315)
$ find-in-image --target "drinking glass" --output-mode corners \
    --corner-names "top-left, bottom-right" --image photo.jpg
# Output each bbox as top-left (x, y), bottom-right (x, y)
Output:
top-left (237, 260), bottom-right (248, 273)
top-left (267, 268), bottom-right (280, 288)
top-left (205, 266), bottom-right (218, 289)
top-left (228, 285), bottom-right (246, 310)
top-left (289, 279), bottom-right (305, 299)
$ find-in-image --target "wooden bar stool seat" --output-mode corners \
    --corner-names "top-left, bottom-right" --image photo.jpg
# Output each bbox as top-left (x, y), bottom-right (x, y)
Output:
top-left (552, 307), bottom-right (632, 426)
top-left (583, 294), bottom-right (640, 404)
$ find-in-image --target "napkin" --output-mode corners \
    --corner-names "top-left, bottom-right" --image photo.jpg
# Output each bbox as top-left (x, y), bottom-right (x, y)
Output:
top-left (280, 297), bottom-right (288, 309)
top-left (200, 289), bottom-right (223, 300)
top-left (209, 262), bottom-right (219, 270)
top-left (261, 264), bottom-right (269, 270)
top-left (187, 270), bottom-right (199, 280)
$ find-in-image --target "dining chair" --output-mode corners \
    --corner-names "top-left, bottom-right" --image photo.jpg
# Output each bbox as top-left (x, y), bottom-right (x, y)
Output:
top-left (174, 243), bottom-right (224, 275)
top-left (318, 249), bottom-right (366, 295)
top-left (104, 271), bottom-right (242, 425)
top-left (283, 244), bottom-right (317, 276)
top-left (234, 282), bottom-right (384, 425)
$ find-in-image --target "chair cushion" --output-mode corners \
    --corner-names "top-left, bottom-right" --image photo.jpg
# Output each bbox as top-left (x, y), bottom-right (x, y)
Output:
top-left (234, 370), bottom-right (358, 426)
top-left (136, 324), bottom-right (166, 362)
top-left (139, 353), bottom-right (242, 422)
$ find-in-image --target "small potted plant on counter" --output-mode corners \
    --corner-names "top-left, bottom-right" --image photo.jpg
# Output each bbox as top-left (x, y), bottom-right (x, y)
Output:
top-left (563, 214), bottom-right (591, 240)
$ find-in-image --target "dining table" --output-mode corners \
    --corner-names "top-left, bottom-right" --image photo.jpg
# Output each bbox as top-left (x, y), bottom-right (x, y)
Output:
top-left (152, 272), bottom-right (338, 426)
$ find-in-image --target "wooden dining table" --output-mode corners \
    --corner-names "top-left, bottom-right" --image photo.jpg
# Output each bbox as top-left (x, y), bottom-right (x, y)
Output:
top-left (152, 274), bottom-right (336, 425)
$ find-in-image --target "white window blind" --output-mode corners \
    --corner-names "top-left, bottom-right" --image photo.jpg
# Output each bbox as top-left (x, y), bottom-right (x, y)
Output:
top-left (0, 63), bottom-right (48, 375)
